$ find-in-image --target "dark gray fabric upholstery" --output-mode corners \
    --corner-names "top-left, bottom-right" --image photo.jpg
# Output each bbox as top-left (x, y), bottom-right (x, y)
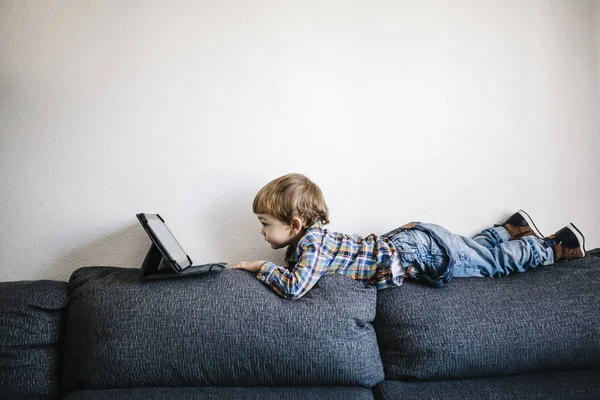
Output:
top-left (63, 386), bottom-right (374, 400)
top-left (0, 280), bottom-right (68, 399)
top-left (375, 249), bottom-right (600, 380)
top-left (62, 267), bottom-right (383, 392)
top-left (374, 368), bottom-right (600, 400)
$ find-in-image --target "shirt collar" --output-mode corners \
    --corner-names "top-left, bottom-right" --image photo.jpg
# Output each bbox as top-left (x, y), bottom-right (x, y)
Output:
top-left (285, 220), bottom-right (325, 262)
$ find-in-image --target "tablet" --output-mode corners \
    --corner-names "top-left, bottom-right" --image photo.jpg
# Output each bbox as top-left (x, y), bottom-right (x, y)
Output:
top-left (136, 213), bottom-right (192, 272)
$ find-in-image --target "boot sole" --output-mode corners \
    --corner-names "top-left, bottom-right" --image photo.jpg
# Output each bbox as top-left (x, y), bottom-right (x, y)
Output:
top-left (517, 210), bottom-right (543, 238)
top-left (568, 223), bottom-right (586, 257)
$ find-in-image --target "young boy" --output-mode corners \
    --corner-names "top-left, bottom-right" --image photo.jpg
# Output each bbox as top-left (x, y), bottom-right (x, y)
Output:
top-left (232, 173), bottom-right (586, 300)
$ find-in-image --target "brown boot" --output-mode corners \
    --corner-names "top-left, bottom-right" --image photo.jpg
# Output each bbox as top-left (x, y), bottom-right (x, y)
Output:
top-left (544, 223), bottom-right (586, 262)
top-left (502, 210), bottom-right (543, 240)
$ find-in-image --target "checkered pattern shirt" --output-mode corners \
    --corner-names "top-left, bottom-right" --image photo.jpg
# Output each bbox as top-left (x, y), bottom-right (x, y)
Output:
top-left (256, 220), bottom-right (399, 300)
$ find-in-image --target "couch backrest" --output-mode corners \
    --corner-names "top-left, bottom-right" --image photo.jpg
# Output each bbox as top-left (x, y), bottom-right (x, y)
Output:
top-left (374, 249), bottom-right (600, 381)
top-left (61, 267), bottom-right (384, 392)
top-left (0, 280), bottom-right (68, 399)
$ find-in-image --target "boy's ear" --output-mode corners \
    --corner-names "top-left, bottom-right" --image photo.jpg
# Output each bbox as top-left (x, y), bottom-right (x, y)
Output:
top-left (290, 217), bottom-right (304, 234)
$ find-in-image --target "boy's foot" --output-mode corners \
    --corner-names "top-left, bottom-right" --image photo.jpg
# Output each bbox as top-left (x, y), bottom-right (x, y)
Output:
top-left (544, 223), bottom-right (586, 262)
top-left (502, 210), bottom-right (543, 240)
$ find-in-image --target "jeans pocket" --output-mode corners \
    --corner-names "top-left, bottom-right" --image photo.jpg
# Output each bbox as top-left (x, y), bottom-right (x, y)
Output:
top-left (391, 232), bottom-right (418, 254)
top-left (407, 230), bottom-right (451, 286)
top-left (388, 232), bottom-right (419, 284)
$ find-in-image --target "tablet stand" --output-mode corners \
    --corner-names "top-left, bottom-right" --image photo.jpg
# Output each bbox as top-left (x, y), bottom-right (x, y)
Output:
top-left (138, 241), bottom-right (226, 280)
top-left (140, 243), bottom-right (171, 276)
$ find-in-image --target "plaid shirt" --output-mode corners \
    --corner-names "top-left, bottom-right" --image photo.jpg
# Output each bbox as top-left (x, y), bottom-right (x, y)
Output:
top-left (256, 220), bottom-right (400, 300)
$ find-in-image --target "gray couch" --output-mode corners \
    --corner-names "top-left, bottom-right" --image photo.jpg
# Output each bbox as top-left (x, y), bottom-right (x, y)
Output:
top-left (1, 249), bottom-right (599, 399)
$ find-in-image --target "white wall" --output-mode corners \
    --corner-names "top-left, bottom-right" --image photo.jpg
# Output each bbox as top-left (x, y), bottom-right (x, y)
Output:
top-left (1, 0), bottom-right (599, 282)
top-left (596, 0), bottom-right (600, 106)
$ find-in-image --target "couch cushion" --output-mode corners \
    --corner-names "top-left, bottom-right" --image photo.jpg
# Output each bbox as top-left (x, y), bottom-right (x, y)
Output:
top-left (375, 248), bottom-right (600, 380)
top-left (374, 369), bottom-right (600, 400)
top-left (64, 386), bottom-right (374, 400)
top-left (62, 267), bottom-right (383, 392)
top-left (0, 280), bottom-right (68, 399)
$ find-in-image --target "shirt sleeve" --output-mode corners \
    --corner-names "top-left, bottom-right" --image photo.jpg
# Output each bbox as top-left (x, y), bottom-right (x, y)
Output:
top-left (255, 243), bottom-right (328, 300)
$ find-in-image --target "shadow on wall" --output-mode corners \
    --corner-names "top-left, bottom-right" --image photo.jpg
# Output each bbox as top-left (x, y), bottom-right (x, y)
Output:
top-left (51, 224), bottom-right (149, 281)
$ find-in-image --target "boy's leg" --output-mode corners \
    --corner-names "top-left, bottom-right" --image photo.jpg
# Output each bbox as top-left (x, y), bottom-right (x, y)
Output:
top-left (392, 222), bottom-right (584, 285)
top-left (413, 223), bottom-right (554, 279)
top-left (472, 210), bottom-right (543, 249)
top-left (471, 226), bottom-right (511, 249)
top-left (450, 223), bottom-right (584, 278)
top-left (454, 235), bottom-right (554, 277)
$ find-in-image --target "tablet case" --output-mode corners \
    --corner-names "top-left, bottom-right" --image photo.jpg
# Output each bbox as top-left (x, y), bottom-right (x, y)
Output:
top-left (136, 213), bottom-right (226, 280)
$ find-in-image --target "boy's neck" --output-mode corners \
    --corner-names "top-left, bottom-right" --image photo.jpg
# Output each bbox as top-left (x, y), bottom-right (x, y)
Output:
top-left (287, 228), bottom-right (307, 252)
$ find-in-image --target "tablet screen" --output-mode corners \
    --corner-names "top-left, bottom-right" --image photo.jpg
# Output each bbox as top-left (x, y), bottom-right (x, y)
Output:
top-left (143, 214), bottom-right (191, 269)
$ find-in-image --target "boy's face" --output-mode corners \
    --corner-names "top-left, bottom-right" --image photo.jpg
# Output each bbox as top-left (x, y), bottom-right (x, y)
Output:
top-left (256, 213), bottom-right (298, 250)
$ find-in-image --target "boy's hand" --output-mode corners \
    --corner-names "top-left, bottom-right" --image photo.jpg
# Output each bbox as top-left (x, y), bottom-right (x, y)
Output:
top-left (231, 260), bottom-right (266, 273)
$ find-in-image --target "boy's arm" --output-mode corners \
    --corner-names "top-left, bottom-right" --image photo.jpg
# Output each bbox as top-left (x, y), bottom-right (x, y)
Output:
top-left (233, 243), bottom-right (327, 300)
top-left (257, 243), bottom-right (327, 300)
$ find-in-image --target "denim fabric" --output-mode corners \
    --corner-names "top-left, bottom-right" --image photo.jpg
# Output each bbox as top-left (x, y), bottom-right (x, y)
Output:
top-left (388, 223), bottom-right (555, 286)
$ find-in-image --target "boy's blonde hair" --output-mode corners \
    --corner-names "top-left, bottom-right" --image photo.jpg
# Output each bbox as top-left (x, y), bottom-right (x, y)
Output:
top-left (253, 173), bottom-right (330, 227)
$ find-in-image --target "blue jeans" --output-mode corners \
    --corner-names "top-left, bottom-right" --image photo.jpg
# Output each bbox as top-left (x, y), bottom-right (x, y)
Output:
top-left (386, 223), bottom-right (555, 286)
